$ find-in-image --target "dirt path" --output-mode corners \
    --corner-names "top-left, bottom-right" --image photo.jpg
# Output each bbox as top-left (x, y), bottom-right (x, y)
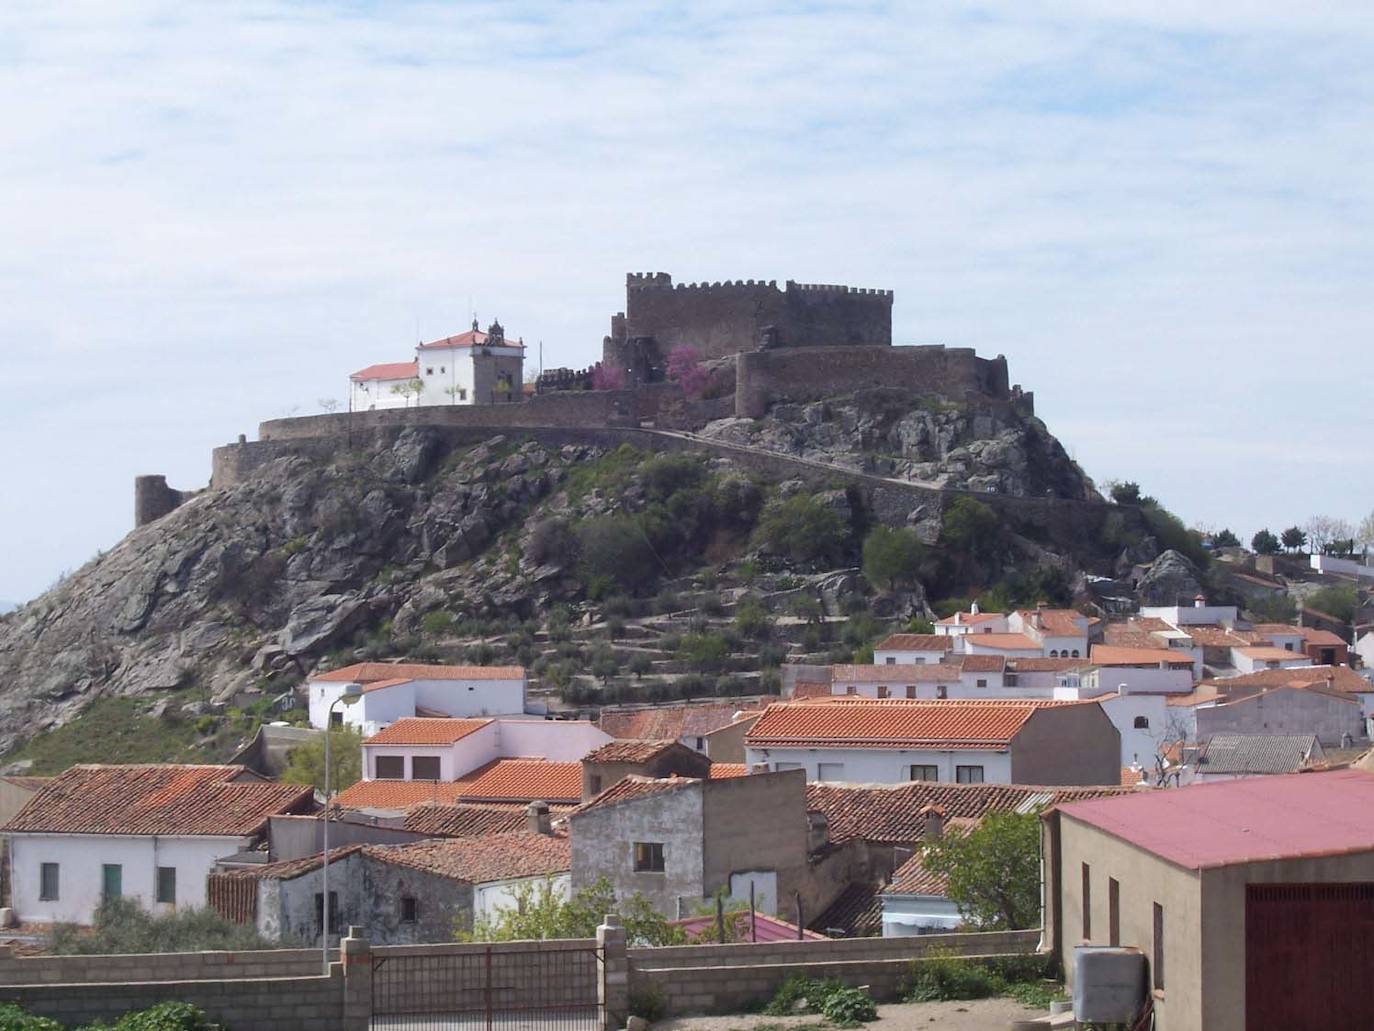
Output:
top-left (655, 998), bottom-right (1045, 1031)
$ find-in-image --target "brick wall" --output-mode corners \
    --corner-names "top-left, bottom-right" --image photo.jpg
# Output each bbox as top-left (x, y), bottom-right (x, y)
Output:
top-left (628, 928), bottom-right (1040, 1015)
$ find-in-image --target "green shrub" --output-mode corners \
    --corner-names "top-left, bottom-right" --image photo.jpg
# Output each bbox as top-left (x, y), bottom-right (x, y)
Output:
top-left (819, 986), bottom-right (878, 1027)
top-left (627, 985), bottom-right (667, 1023)
top-left (91, 1002), bottom-right (224, 1031)
top-left (50, 896), bottom-right (288, 956)
top-left (677, 633), bottom-right (730, 674)
top-left (765, 976), bottom-right (875, 1024)
top-left (905, 950), bottom-right (998, 1001)
top-left (0, 1003), bottom-right (64, 1031)
top-left (420, 609), bottom-right (455, 636)
top-left (751, 495), bottom-right (849, 566)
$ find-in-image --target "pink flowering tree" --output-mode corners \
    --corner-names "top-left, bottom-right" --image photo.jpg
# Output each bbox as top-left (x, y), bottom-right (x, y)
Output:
top-left (590, 362), bottom-right (626, 391)
top-left (666, 346), bottom-right (710, 399)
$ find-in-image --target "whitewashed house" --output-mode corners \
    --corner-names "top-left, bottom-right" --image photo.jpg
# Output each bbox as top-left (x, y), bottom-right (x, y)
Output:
top-left (307, 662), bottom-right (528, 733)
top-left (880, 811), bottom-right (965, 936)
top-left (873, 634), bottom-right (953, 665)
top-left (1229, 646), bottom-right (1313, 675)
top-left (349, 320), bottom-right (524, 412)
top-left (933, 604), bottom-right (1007, 638)
top-left (3, 765), bottom-right (313, 925)
top-left (1007, 608), bottom-right (1091, 659)
top-left (358, 717), bottom-right (611, 784)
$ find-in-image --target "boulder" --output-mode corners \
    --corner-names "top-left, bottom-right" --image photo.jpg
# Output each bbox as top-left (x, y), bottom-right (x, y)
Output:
top-left (280, 595), bottom-right (368, 656)
top-left (1135, 550), bottom-right (1205, 607)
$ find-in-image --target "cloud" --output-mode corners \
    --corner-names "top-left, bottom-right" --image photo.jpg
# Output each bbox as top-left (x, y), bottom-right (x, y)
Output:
top-left (1, 0), bottom-right (1372, 598)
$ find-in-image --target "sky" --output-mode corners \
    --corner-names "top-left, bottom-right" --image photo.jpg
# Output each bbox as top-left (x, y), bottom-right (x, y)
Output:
top-left (2, 1), bottom-right (1372, 604)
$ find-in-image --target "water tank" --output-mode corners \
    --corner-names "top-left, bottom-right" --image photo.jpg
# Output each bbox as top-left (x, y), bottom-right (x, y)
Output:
top-left (1073, 945), bottom-right (1147, 1023)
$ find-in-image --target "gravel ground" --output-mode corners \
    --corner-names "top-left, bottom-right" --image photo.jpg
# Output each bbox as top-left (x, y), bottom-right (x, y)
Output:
top-left (655, 999), bottom-right (1045, 1031)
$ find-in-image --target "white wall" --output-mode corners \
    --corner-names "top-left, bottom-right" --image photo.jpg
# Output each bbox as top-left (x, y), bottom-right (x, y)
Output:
top-left (493, 719), bottom-right (609, 761)
top-left (474, 873), bottom-right (570, 924)
top-left (872, 649), bottom-right (946, 665)
top-left (1230, 650), bottom-right (1312, 675)
top-left (350, 376), bottom-right (415, 412)
top-left (9, 833), bottom-right (249, 924)
top-left (1034, 635), bottom-right (1087, 659)
top-left (1093, 693), bottom-right (1172, 767)
top-left (962, 642), bottom-right (1042, 659)
top-left (728, 870), bottom-right (779, 916)
top-left (881, 895), bottom-right (962, 935)
top-left (1078, 666), bottom-right (1195, 696)
top-left (1140, 604), bottom-right (1240, 626)
top-left (1310, 554), bottom-right (1374, 580)
top-left (413, 677), bottom-right (527, 718)
top-left (743, 746), bottom-right (1013, 785)
top-left (417, 346), bottom-right (476, 406)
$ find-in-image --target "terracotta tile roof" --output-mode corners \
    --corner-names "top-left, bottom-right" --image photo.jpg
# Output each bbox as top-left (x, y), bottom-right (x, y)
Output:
top-left (417, 329), bottom-right (524, 352)
top-left (807, 781), bottom-right (1129, 846)
top-left (885, 851), bottom-right (949, 897)
top-left (452, 759), bottom-right (582, 804)
top-left (961, 633), bottom-right (1039, 651)
top-left (315, 663), bottom-right (524, 683)
top-left (360, 677), bottom-right (414, 694)
top-left (1249, 624), bottom-right (1306, 636)
top-left (874, 634), bottom-right (952, 653)
top-left (365, 718), bottom-right (491, 746)
top-left (1015, 609), bottom-right (1087, 636)
top-left (831, 664), bottom-right (964, 684)
top-left (402, 804), bottom-right (528, 838)
top-left (1301, 628), bottom-right (1348, 647)
top-left (812, 882), bottom-right (884, 937)
top-left (935, 611), bottom-right (1003, 626)
top-left (582, 740), bottom-right (679, 764)
top-left (1090, 645), bottom-right (1194, 667)
top-left (351, 360), bottom-right (418, 382)
top-left (792, 682), bottom-right (834, 699)
top-left (598, 704), bottom-right (745, 741)
top-left (572, 775), bottom-right (699, 814)
top-left (362, 831), bottom-right (569, 882)
top-left (708, 763), bottom-right (748, 778)
top-left (1199, 665), bottom-right (1369, 695)
top-left (1131, 617), bottom-right (1175, 632)
top-left (1103, 628), bottom-right (1167, 649)
top-left (746, 699), bottom-right (1071, 750)
top-left (954, 654), bottom-right (1006, 674)
top-left (334, 780), bottom-right (469, 810)
top-left (1006, 657), bottom-right (1084, 673)
top-left (1181, 626), bottom-right (1251, 648)
top-left (1236, 646), bottom-right (1310, 661)
top-left (224, 844), bottom-right (369, 881)
top-left (3, 765), bottom-right (313, 837)
top-left (672, 911), bottom-right (825, 942)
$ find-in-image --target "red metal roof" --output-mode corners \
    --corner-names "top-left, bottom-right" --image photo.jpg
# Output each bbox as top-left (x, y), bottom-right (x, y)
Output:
top-left (1056, 769), bottom-right (1374, 870)
top-left (350, 360), bottom-right (418, 382)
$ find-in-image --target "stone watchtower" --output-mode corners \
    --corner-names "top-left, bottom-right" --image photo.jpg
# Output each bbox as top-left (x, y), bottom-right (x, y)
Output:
top-left (602, 272), bottom-right (893, 385)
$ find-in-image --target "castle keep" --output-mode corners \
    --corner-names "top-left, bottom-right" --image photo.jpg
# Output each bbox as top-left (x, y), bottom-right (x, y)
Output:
top-left (604, 273), bottom-right (894, 384)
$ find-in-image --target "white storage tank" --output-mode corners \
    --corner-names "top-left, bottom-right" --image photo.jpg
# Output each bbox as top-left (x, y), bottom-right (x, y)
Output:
top-left (1073, 945), bottom-right (1147, 1023)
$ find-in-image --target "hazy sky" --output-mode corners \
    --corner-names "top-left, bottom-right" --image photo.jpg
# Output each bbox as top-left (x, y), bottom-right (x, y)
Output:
top-left (3, 1), bottom-right (1372, 604)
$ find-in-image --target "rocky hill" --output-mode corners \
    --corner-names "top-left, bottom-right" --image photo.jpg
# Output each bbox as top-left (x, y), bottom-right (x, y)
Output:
top-left (0, 399), bottom-right (1155, 766)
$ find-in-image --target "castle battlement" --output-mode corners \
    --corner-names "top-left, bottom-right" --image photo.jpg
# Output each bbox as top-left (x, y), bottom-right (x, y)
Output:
top-left (787, 281), bottom-right (894, 299)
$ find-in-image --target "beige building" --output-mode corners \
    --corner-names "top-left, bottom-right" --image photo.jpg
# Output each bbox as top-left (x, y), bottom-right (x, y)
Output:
top-left (1042, 769), bottom-right (1374, 1031)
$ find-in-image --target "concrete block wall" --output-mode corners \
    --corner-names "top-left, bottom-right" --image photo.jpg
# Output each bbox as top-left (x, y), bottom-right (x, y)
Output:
top-left (628, 929), bottom-right (1040, 1015)
top-left (0, 946), bottom-right (330, 985)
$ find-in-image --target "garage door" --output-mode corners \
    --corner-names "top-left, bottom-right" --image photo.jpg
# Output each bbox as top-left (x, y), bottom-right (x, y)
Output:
top-left (1245, 883), bottom-right (1374, 1031)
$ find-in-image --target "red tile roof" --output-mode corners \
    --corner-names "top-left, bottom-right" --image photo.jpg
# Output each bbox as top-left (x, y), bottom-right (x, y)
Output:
top-left (582, 740), bottom-right (680, 764)
top-left (418, 329), bottom-right (524, 352)
top-left (452, 759), bottom-right (582, 804)
top-left (402, 804), bottom-right (529, 838)
top-left (573, 775), bottom-right (699, 814)
top-left (1236, 646), bottom-right (1310, 661)
top-left (672, 911), bottom-right (825, 942)
top-left (365, 718), bottom-right (491, 746)
top-left (935, 611), bottom-right (1003, 626)
top-left (961, 633), bottom-right (1039, 651)
top-left (746, 699), bottom-right (1072, 749)
top-left (708, 763), bottom-right (749, 779)
top-left (831, 664), bottom-right (964, 684)
top-left (955, 654), bottom-right (1006, 674)
top-left (886, 850), bottom-right (950, 897)
top-left (792, 682), bottom-right (834, 699)
top-left (247, 831), bottom-right (568, 884)
top-left (1103, 628), bottom-right (1167, 649)
top-left (334, 780), bottom-right (469, 810)
top-left (351, 360), bottom-right (418, 382)
top-left (598, 704), bottom-right (747, 741)
top-left (1301, 628), bottom-right (1348, 647)
top-left (1199, 664), bottom-right (1369, 695)
top-left (1015, 609), bottom-right (1087, 636)
top-left (1056, 769), bottom-right (1374, 870)
top-left (1090, 645), bottom-right (1194, 668)
top-left (315, 663), bottom-right (524, 683)
top-left (3, 765), bottom-right (312, 837)
top-left (807, 781), bottom-right (1129, 846)
top-left (874, 634), bottom-right (952, 653)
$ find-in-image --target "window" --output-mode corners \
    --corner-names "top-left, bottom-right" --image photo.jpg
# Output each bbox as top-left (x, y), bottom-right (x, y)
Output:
top-left (401, 896), bottom-right (419, 923)
top-left (905, 686), bottom-right (917, 699)
top-left (411, 756), bottom-right (441, 780)
top-left (773, 762), bottom-right (803, 772)
top-left (817, 762), bottom-right (846, 782)
top-left (1081, 863), bottom-right (1092, 940)
top-left (588, 774), bottom-right (602, 794)
top-left (695, 737), bottom-right (705, 750)
top-left (976, 678), bottom-right (988, 688)
top-left (1108, 878), bottom-right (1120, 947)
top-left (633, 842), bottom-right (665, 872)
top-left (39, 863), bottom-right (59, 901)
top-left (1071, 649), bottom-right (1080, 658)
top-left (845, 686), bottom-right (857, 695)
top-left (375, 756), bottom-right (405, 779)
top-left (1133, 716), bottom-right (1150, 730)
top-left (1049, 650), bottom-right (1059, 658)
top-left (936, 685), bottom-right (948, 699)
top-left (955, 765), bottom-right (985, 784)
top-left (885, 657), bottom-right (896, 665)
top-left (1284, 642), bottom-right (1293, 651)
top-left (426, 367), bottom-right (434, 375)
top-left (156, 866), bottom-right (176, 905)
top-left (877, 685), bottom-right (889, 699)
top-left (1152, 903), bottom-right (1165, 990)
top-left (102, 864), bottom-right (123, 899)
top-left (909, 765), bottom-right (938, 782)
top-left (329, 710), bottom-right (343, 726)
top-left (439, 366), bottom-right (446, 374)
top-left (315, 891), bottom-right (340, 936)
top-left (458, 389), bottom-right (467, 401)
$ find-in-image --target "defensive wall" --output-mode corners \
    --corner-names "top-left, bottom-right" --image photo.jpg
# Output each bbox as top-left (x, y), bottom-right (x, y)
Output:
top-left (0, 925), bottom-right (1040, 1026)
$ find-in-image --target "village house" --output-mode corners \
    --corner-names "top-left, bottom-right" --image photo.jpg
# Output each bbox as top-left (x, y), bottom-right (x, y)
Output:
top-left (933, 604), bottom-right (1007, 638)
top-left (579, 740), bottom-right (715, 801)
top-left (1169, 682), bottom-right (1366, 748)
top-left (743, 698), bottom-right (1120, 786)
top-left (596, 703), bottom-right (760, 762)
top-left (307, 663), bottom-right (528, 732)
top-left (212, 819), bottom-right (569, 944)
top-left (348, 319), bottom-right (525, 411)
top-left (872, 634), bottom-right (952, 665)
top-left (1188, 733), bottom-right (1325, 783)
top-left (569, 770), bottom-right (811, 920)
top-left (1043, 769), bottom-right (1374, 1031)
top-left (337, 756), bottom-right (586, 813)
top-left (3, 765), bottom-right (314, 925)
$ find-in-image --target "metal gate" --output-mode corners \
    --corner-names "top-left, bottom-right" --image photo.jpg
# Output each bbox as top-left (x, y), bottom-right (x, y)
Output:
top-left (1245, 883), bottom-right (1374, 1031)
top-left (371, 942), bottom-right (604, 1031)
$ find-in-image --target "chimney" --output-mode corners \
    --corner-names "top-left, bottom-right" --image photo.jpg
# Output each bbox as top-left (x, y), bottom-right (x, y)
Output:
top-left (920, 804), bottom-right (946, 841)
top-left (971, 600), bottom-right (981, 616)
top-left (807, 811), bottom-right (830, 852)
top-left (1118, 682), bottom-right (1129, 697)
top-left (525, 800), bottom-right (552, 836)
top-left (1032, 605), bottom-right (1043, 631)
top-left (1194, 594), bottom-right (1206, 609)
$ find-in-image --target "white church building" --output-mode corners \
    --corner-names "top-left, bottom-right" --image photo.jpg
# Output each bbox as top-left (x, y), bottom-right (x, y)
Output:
top-left (350, 319), bottom-right (525, 411)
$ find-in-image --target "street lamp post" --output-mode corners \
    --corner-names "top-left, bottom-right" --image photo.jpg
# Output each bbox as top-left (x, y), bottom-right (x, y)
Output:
top-left (321, 684), bottom-right (362, 973)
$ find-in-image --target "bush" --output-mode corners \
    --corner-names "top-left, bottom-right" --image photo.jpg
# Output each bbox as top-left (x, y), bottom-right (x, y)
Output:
top-left (734, 596), bottom-right (773, 640)
top-left (420, 609), bottom-right (454, 636)
top-left (0, 1003), bottom-right (64, 1031)
top-left (751, 495), bottom-right (849, 566)
top-left (678, 633), bottom-right (730, 674)
top-left (627, 986), bottom-right (667, 1023)
top-left (577, 516), bottom-right (662, 595)
top-left (820, 986), bottom-right (878, 1027)
top-left (49, 896), bottom-right (288, 956)
top-left (862, 525), bottom-right (926, 591)
top-left (765, 976), bottom-right (876, 1024)
top-left (905, 950), bottom-right (998, 1001)
top-left (91, 1002), bottom-right (224, 1031)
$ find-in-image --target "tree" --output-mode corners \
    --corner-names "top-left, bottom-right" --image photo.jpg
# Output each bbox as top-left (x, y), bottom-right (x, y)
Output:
top-left (665, 346), bottom-right (710, 399)
top-left (282, 727), bottom-right (362, 793)
top-left (1280, 526), bottom-right (1308, 554)
top-left (1305, 584), bottom-right (1358, 623)
top-left (1358, 510), bottom-right (1374, 558)
top-left (318, 397), bottom-right (341, 413)
top-left (1106, 481), bottom-right (1157, 507)
top-left (751, 495), bottom-right (849, 566)
top-left (941, 496), bottom-right (999, 561)
top-left (389, 377), bottom-right (424, 407)
top-left (577, 516), bottom-right (663, 595)
top-left (1304, 515), bottom-right (1353, 556)
top-left (862, 526), bottom-right (926, 592)
top-left (678, 632), bottom-right (730, 674)
top-left (1251, 529), bottom-right (1280, 555)
top-left (920, 810), bottom-right (1040, 930)
top-left (733, 595), bottom-right (774, 640)
top-left (628, 653), bottom-right (654, 679)
top-left (462, 877), bottom-right (684, 946)
top-left (1211, 528), bottom-right (1240, 549)
top-left (589, 362), bottom-right (626, 391)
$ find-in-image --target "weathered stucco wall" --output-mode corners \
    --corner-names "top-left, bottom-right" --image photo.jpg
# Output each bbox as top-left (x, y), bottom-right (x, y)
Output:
top-left (699, 770), bottom-right (809, 916)
top-left (1011, 704), bottom-right (1122, 786)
